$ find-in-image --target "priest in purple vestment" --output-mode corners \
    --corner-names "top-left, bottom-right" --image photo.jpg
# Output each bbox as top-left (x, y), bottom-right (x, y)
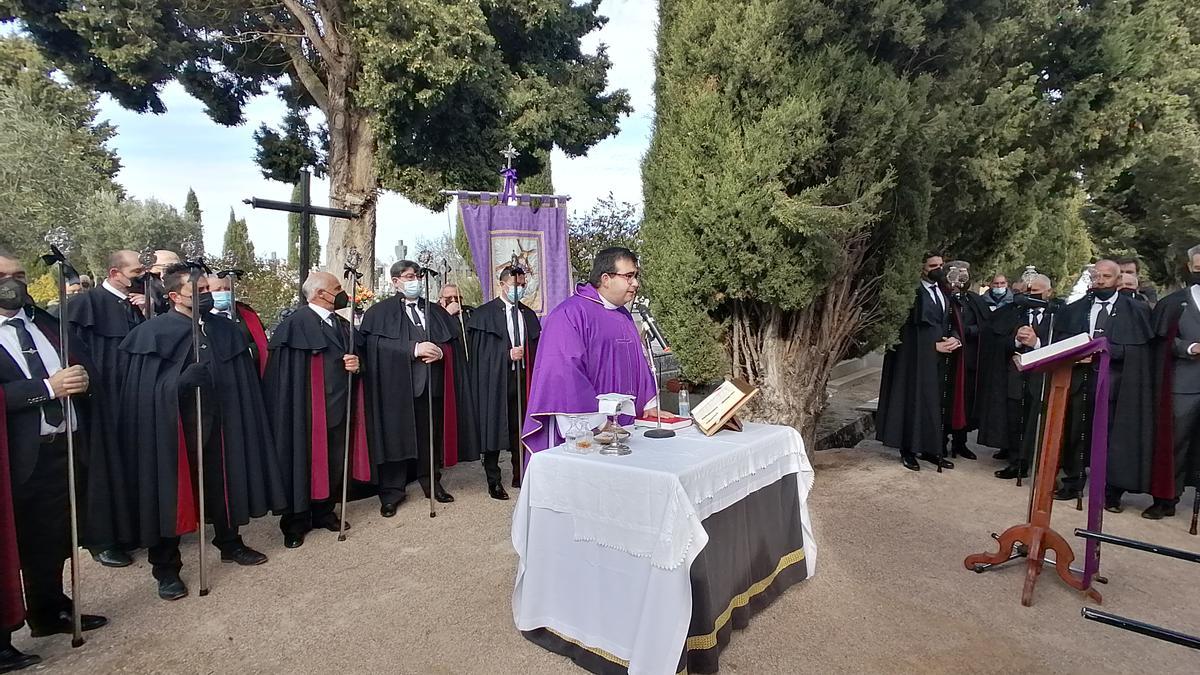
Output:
top-left (521, 247), bottom-right (660, 454)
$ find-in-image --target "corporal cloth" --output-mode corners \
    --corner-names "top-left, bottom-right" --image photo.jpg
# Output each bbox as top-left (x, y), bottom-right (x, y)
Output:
top-left (512, 423), bottom-right (817, 675)
top-left (521, 284), bottom-right (657, 454)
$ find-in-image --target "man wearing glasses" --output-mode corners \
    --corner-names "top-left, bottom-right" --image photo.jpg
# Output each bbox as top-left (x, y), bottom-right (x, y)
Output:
top-left (521, 247), bottom-right (660, 455)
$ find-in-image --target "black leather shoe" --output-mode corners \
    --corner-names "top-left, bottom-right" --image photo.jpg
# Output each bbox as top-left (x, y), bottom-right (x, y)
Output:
top-left (435, 485), bottom-right (455, 503)
top-left (994, 465), bottom-right (1028, 480)
top-left (284, 533), bottom-right (305, 549)
top-left (92, 548), bottom-right (133, 568)
top-left (0, 646), bottom-right (42, 673)
top-left (221, 546), bottom-right (268, 566)
top-left (313, 515), bottom-right (349, 532)
top-left (954, 447), bottom-right (977, 460)
top-left (158, 576), bottom-right (188, 601)
top-left (28, 612), bottom-right (108, 637)
top-left (488, 483), bottom-right (510, 500)
top-left (901, 455), bottom-right (920, 471)
top-left (1141, 501), bottom-right (1176, 520)
top-left (992, 449), bottom-right (1010, 461)
top-left (1104, 501), bottom-right (1123, 514)
top-left (1054, 487), bottom-right (1081, 501)
top-left (380, 502), bottom-right (399, 518)
top-left (918, 453), bottom-right (954, 470)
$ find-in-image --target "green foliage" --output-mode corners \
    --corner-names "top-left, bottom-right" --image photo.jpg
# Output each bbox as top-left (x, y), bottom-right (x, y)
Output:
top-left (643, 0), bottom-right (1178, 403)
top-left (254, 109), bottom-right (326, 183)
top-left (286, 182), bottom-right (321, 269)
top-left (568, 193), bottom-right (641, 283)
top-left (184, 188), bottom-right (201, 224)
top-left (74, 191), bottom-right (203, 277)
top-left (416, 233), bottom-right (481, 307)
top-left (237, 257), bottom-right (300, 330)
top-left (222, 208), bottom-right (256, 267)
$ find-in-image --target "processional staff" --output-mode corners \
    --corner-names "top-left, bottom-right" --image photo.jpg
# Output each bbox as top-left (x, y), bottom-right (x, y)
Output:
top-left (418, 250), bottom-right (439, 519)
top-left (338, 247), bottom-right (363, 542)
top-left (180, 237), bottom-right (213, 596)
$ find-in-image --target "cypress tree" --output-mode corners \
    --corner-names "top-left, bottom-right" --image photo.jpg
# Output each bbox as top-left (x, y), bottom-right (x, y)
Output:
top-left (223, 208), bottom-right (256, 267)
top-left (286, 182), bottom-right (320, 269)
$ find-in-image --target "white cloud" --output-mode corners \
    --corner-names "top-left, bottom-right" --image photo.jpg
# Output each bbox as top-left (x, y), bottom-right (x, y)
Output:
top-left (95, 0), bottom-right (657, 265)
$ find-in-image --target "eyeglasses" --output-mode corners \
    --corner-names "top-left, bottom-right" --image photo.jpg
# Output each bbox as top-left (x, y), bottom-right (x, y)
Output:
top-left (396, 274), bottom-right (419, 281)
top-left (608, 271), bottom-right (640, 282)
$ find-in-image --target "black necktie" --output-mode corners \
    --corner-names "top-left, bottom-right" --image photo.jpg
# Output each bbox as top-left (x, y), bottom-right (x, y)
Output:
top-left (930, 285), bottom-right (942, 313)
top-left (1094, 301), bottom-right (1111, 336)
top-left (9, 317), bottom-right (65, 428)
top-left (510, 305), bottom-right (522, 348)
top-left (408, 303), bottom-right (423, 331)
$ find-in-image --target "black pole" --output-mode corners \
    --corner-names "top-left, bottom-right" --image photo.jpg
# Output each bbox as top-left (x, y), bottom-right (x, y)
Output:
top-left (1081, 608), bottom-right (1200, 650)
top-left (1074, 529), bottom-right (1200, 564)
top-left (299, 169), bottom-right (311, 304)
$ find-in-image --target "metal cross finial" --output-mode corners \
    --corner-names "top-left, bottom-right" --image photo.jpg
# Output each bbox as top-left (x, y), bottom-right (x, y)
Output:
top-left (417, 249), bottom-right (433, 266)
top-left (345, 246), bottom-right (363, 270)
top-left (138, 246), bottom-right (158, 267)
top-left (500, 143), bottom-right (520, 168)
top-left (44, 226), bottom-right (74, 255)
top-left (181, 237), bottom-right (204, 260)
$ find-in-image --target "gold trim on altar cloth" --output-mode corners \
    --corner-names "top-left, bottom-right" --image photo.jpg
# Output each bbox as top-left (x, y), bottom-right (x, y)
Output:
top-left (684, 547), bottom-right (808, 651)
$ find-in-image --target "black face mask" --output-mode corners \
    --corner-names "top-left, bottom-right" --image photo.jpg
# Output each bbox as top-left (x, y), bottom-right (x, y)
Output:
top-left (333, 290), bottom-right (350, 311)
top-left (1190, 271), bottom-right (1200, 287)
top-left (197, 292), bottom-right (215, 314)
top-left (127, 273), bottom-right (147, 295)
top-left (1092, 287), bottom-right (1117, 301)
top-left (1027, 293), bottom-right (1043, 301)
top-left (0, 277), bottom-right (28, 311)
top-left (926, 267), bottom-right (946, 283)
top-left (1118, 288), bottom-right (1135, 297)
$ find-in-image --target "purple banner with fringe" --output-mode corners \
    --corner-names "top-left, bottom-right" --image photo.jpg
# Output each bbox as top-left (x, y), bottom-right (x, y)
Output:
top-left (457, 193), bottom-right (571, 317)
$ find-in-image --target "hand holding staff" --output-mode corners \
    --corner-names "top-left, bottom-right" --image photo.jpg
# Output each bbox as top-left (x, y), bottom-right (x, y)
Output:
top-left (338, 248), bottom-right (363, 542)
top-left (40, 228), bottom-right (86, 647)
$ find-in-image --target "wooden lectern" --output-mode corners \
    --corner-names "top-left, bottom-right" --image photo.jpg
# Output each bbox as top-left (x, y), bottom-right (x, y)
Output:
top-left (964, 334), bottom-right (1110, 606)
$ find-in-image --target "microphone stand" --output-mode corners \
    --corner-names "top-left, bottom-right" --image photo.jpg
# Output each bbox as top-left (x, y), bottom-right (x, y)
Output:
top-left (40, 235), bottom-right (85, 647)
top-left (338, 249), bottom-right (363, 541)
top-left (636, 302), bottom-right (673, 439)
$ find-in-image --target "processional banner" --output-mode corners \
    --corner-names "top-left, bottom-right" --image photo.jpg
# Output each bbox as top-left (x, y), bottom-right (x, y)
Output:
top-left (457, 193), bottom-right (570, 317)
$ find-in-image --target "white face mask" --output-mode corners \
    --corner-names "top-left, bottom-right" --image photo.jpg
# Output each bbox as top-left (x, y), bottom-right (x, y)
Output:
top-left (401, 279), bottom-right (422, 299)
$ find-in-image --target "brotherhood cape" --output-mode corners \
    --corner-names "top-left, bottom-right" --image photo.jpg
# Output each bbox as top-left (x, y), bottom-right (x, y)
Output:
top-left (1148, 288), bottom-right (1200, 500)
top-left (263, 305), bottom-right (372, 515)
top-left (359, 295), bottom-right (477, 475)
top-left (469, 297), bottom-right (541, 455)
top-left (118, 310), bottom-right (286, 545)
top-left (945, 291), bottom-right (988, 436)
top-left (876, 284), bottom-right (953, 454)
top-left (521, 284), bottom-right (657, 454)
top-left (0, 385), bottom-right (24, 632)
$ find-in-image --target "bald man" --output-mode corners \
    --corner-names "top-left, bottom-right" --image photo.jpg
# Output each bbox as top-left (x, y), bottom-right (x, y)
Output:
top-left (1054, 259), bottom-right (1155, 511)
top-left (208, 274), bottom-right (269, 376)
top-left (66, 250), bottom-right (146, 567)
top-left (263, 272), bottom-right (364, 548)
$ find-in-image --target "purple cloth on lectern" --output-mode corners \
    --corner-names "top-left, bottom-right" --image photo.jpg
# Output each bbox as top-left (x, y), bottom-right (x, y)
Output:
top-left (458, 194), bottom-right (570, 316)
top-left (520, 284), bottom-right (658, 453)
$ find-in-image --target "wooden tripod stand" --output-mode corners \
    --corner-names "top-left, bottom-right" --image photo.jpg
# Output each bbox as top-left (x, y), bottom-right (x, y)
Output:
top-left (964, 360), bottom-right (1103, 607)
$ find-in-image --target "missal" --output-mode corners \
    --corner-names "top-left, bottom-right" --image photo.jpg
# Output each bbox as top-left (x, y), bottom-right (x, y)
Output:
top-left (690, 377), bottom-right (759, 436)
top-left (634, 413), bottom-right (693, 431)
top-left (1014, 332), bottom-right (1093, 371)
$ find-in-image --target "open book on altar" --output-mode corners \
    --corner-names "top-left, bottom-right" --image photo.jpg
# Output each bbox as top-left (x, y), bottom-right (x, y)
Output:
top-left (690, 378), bottom-right (759, 436)
top-left (1014, 333), bottom-right (1094, 371)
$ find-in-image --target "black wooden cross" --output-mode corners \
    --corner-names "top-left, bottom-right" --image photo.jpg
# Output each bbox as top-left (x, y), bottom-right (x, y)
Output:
top-left (243, 168), bottom-right (357, 302)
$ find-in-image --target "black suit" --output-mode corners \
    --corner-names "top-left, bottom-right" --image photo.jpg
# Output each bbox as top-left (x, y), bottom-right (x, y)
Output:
top-left (1160, 288), bottom-right (1200, 498)
top-left (0, 310), bottom-right (74, 644)
top-left (1003, 304), bottom-right (1057, 469)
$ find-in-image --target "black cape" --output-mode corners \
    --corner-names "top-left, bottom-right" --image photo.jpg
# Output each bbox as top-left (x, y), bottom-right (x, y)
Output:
top-left (945, 291), bottom-right (988, 431)
top-left (118, 311), bottom-right (286, 545)
top-left (360, 296), bottom-right (478, 472)
top-left (876, 285), bottom-right (953, 453)
top-left (1149, 288), bottom-right (1200, 497)
top-left (467, 298), bottom-right (541, 455)
top-left (1057, 294), bottom-right (1155, 493)
top-left (263, 306), bottom-right (370, 514)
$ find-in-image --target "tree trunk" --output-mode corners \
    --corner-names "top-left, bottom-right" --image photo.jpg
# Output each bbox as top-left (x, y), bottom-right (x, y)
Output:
top-left (729, 245), bottom-right (872, 450)
top-left (324, 81), bottom-right (379, 291)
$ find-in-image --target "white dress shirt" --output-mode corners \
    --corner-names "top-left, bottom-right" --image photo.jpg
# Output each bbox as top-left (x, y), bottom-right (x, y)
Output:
top-left (1088, 297), bottom-right (1115, 337)
top-left (921, 280), bottom-right (945, 314)
top-left (102, 279), bottom-right (127, 300)
top-left (499, 296), bottom-right (527, 348)
top-left (308, 302), bottom-right (334, 325)
top-left (0, 312), bottom-right (75, 435)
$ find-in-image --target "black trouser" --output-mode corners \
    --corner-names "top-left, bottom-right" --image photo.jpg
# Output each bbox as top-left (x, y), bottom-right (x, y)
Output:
top-left (280, 422), bottom-right (345, 537)
top-left (1, 435), bottom-right (71, 647)
top-left (378, 395), bottom-right (443, 506)
top-left (483, 369), bottom-right (523, 486)
top-left (148, 520), bottom-right (242, 582)
top-left (1170, 392), bottom-right (1200, 500)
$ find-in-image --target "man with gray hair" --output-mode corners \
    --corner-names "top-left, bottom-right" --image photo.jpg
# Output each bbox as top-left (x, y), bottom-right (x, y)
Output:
top-left (1143, 244), bottom-right (1200, 520)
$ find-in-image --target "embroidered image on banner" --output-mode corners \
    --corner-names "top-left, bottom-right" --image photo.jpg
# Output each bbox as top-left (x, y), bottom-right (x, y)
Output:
top-left (490, 230), bottom-right (545, 314)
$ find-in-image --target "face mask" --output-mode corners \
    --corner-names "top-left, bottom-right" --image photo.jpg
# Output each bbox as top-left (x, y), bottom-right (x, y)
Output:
top-left (333, 290), bottom-right (350, 310)
top-left (127, 273), bottom-right (146, 295)
top-left (401, 279), bottom-right (422, 299)
top-left (1118, 288), bottom-right (1134, 298)
top-left (197, 292), bottom-right (215, 314)
top-left (212, 290), bottom-right (232, 311)
top-left (926, 267), bottom-right (946, 283)
top-left (507, 285), bottom-right (526, 303)
top-left (1189, 271), bottom-right (1200, 287)
top-left (1027, 293), bottom-right (1043, 301)
top-left (1092, 287), bottom-right (1116, 301)
top-left (990, 287), bottom-right (1007, 297)
top-left (0, 277), bottom-right (28, 311)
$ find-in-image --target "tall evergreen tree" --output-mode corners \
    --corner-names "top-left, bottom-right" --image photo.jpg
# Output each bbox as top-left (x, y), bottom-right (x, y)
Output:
top-left (643, 0), bottom-right (1182, 442)
top-left (223, 208), bottom-right (256, 267)
top-left (286, 182), bottom-right (321, 270)
top-left (6, 1), bottom-right (630, 282)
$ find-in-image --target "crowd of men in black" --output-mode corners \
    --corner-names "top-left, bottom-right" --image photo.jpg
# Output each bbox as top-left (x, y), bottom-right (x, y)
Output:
top-left (877, 248), bottom-right (1200, 527)
top-left (0, 247), bottom-right (542, 672)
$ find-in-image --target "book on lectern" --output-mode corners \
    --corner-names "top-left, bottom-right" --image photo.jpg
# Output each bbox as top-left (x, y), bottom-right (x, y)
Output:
top-left (691, 378), bottom-right (759, 436)
top-left (1014, 332), bottom-right (1093, 371)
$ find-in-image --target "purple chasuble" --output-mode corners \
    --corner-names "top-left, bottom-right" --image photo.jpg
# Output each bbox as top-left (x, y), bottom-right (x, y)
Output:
top-left (521, 284), bottom-right (657, 453)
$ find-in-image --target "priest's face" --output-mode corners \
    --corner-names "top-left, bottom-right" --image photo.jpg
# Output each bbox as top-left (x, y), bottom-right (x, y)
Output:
top-left (600, 258), bottom-right (640, 307)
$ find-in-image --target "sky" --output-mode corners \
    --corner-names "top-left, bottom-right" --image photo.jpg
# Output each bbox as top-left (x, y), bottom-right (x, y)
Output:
top-left (94, 0), bottom-right (657, 267)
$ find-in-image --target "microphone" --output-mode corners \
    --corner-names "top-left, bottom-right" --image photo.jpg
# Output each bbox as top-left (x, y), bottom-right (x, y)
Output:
top-left (634, 301), bottom-right (669, 351)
